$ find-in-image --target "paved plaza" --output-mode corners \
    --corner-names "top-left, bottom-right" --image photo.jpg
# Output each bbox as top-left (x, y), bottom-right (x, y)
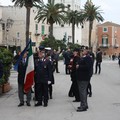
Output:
top-left (0, 60), bottom-right (120, 120)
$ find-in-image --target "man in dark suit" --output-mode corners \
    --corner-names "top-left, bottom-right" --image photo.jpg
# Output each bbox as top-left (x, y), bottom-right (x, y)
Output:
top-left (63, 48), bottom-right (72, 74)
top-left (95, 48), bottom-right (102, 74)
top-left (17, 52), bottom-right (31, 107)
top-left (76, 49), bottom-right (93, 112)
top-left (34, 50), bottom-right (52, 107)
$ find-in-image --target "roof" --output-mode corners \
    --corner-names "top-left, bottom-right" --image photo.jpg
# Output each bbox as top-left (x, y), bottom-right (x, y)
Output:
top-left (97, 21), bottom-right (120, 27)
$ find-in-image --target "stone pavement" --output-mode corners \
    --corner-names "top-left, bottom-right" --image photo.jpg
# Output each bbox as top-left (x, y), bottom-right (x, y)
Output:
top-left (0, 60), bottom-right (120, 120)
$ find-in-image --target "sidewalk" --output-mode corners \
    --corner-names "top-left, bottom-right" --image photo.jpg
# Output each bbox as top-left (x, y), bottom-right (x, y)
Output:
top-left (0, 60), bottom-right (120, 120)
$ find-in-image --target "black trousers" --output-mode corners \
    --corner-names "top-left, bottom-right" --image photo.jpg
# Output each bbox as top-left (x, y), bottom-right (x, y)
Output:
top-left (48, 84), bottom-right (52, 98)
top-left (87, 82), bottom-right (92, 95)
top-left (71, 80), bottom-right (80, 101)
top-left (35, 82), bottom-right (48, 104)
top-left (65, 64), bottom-right (70, 74)
top-left (95, 62), bottom-right (101, 74)
top-left (55, 61), bottom-right (59, 73)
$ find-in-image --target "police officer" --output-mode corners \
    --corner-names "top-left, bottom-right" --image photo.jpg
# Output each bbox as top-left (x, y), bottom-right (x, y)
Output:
top-left (34, 48), bottom-right (52, 107)
top-left (45, 52), bottom-right (55, 99)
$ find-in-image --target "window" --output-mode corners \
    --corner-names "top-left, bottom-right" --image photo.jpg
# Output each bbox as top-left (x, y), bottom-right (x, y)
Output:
top-left (102, 36), bottom-right (108, 46)
top-left (17, 32), bottom-right (20, 39)
top-left (41, 25), bottom-right (45, 35)
top-left (35, 24), bottom-right (38, 33)
top-left (2, 23), bottom-right (5, 30)
top-left (103, 27), bottom-right (108, 32)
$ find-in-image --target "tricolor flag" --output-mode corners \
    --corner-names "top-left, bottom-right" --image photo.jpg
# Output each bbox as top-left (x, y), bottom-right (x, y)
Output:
top-left (24, 40), bottom-right (34, 93)
top-left (14, 40), bottom-right (31, 71)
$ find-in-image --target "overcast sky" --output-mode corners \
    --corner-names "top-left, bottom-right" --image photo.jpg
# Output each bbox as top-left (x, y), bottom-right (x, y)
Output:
top-left (0, 0), bottom-right (120, 24)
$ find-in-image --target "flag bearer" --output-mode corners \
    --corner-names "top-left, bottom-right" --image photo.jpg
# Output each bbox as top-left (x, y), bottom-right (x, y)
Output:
top-left (17, 52), bottom-right (31, 107)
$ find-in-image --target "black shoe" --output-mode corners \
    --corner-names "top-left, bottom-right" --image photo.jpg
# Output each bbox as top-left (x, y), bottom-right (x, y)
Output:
top-left (68, 93), bottom-right (74, 97)
top-left (56, 72), bottom-right (60, 73)
top-left (77, 106), bottom-right (88, 109)
top-left (50, 96), bottom-right (52, 99)
top-left (77, 107), bottom-right (87, 112)
top-left (89, 93), bottom-right (92, 97)
top-left (35, 102), bottom-right (42, 107)
top-left (26, 102), bottom-right (31, 106)
top-left (44, 103), bottom-right (48, 107)
top-left (73, 100), bottom-right (80, 102)
top-left (18, 103), bottom-right (24, 107)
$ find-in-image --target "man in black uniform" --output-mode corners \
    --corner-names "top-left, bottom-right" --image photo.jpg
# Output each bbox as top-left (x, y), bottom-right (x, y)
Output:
top-left (34, 49), bottom-right (52, 107)
top-left (76, 49), bottom-right (93, 112)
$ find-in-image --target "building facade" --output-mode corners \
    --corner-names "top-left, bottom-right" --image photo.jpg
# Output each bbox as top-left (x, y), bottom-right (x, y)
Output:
top-left (53, 0), bottom-right (82, 44)
top-left (0, 6), bottom-right (50, 51)
top-left (97, 21), bottom-right (120, 55)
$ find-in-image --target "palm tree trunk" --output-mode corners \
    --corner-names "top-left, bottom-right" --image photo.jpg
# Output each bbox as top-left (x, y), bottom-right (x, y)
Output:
top-left (49, 23), bottom-right (53, 38)
top-left (88, 21), bottom-right (93, 48)
top-left (26, 7), bottom-right (31, 45)
top-left (72, 23), bottom-right (75, 44)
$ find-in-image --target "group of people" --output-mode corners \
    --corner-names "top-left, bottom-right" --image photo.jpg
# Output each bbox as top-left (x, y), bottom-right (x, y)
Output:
top-left (17, 46), bottom-right (57, 107)
top-left (63, 47), bottom-right (102, 112)
top-left (16, 46), bottom-right (102, 112)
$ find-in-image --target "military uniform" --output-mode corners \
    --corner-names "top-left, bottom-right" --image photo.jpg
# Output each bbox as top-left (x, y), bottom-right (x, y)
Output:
top-left (34, 58), bottom-right (52, 107)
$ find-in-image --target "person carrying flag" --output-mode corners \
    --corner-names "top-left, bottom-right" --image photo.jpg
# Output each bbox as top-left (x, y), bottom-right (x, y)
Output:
top-left (17, 40), bottom-right (34, 107)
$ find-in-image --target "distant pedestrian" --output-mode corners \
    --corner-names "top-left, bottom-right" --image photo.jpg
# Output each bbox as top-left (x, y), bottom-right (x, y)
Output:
top-left (51, 50), bottom-right (60, 73)
top-left (63, 48), bottom-right (72, 74)
top-left (95, 48), bottom-right (102, 74)
top-left (118, 53), bottom-right (120, 67)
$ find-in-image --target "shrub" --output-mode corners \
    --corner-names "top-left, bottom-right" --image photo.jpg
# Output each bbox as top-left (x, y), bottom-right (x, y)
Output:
top-left (0, 48), bottom-right (13, 85)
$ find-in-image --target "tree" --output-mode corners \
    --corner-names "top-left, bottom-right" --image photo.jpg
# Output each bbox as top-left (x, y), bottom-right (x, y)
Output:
top-left (67, 10), bottom-right (83, 44)
top-left (35, 0), bottom-right (68, 37)
top-left (12, 0), bottom-right (42, 45)
top-left (40, 37), bottom-right (66, 50)
top-left (83, 0), bottom-right (104, 48)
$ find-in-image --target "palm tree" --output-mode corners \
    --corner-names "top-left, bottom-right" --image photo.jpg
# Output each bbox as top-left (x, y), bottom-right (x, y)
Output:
top-left (12, 0), bottom-right (42, 45)
top-left (67, 10), bottom-right (83, 44)
top-left (35, 0), bottom-right (68, 38)
top-left (82, 0), bottom-right (104, 48)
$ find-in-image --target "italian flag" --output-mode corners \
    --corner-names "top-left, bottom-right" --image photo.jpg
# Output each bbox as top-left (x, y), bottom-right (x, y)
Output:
top-left (24, 40), bottom-right (34, 93)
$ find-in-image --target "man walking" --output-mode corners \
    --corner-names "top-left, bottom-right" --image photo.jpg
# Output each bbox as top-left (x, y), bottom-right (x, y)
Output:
top-left (95, 48), bottom-right (102, 74)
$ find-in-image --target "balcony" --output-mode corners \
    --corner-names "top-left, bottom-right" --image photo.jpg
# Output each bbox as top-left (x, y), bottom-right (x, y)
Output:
top-left (99, 44), bottom-right (110, 48)
top-left (114, 44), bottom-right (119, 48)
top-left (34, 30), bottom-right (40, 36)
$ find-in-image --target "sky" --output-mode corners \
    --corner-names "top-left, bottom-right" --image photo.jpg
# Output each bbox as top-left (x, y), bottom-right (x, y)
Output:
top-left (0, 0), bottom-right (120, 24)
